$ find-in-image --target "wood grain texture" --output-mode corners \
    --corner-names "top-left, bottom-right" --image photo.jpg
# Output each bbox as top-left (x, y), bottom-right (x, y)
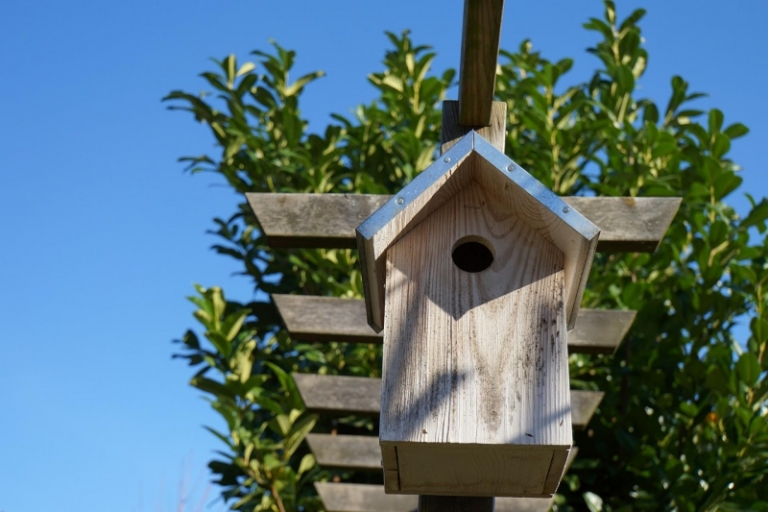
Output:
top-left (247, 193), bottom-right (680, 252)
top-left (315, 483), bottom-right (560, 512)
top-left (273, 294), bottom-right (636, 354)
top-left (565, 196), bottom-right (681, 252)
top-left (385, 444), bottom-right (563, 496)
top-left (316, 483), bottom-right (418, 512)
top-left (312, 450), bottom-right (578, 509)
top-left (294, 373), bottom-right (381, 416)
top-left (306, 434), bottom-right (382, 471)
top-left (247, 193), bottom-right (389, 249)
top-left (380, 181), bottom-right (571, 496)
top-left (357, 134), bottom-right (476, 332)
top-left (292, 373), bottom-right (603, 430)
top-left (442, 101), bottom-right (506, 153)
top-left (305, 433), bottom-right (582, 473)
top-left (470, 141), bottom-right (599, 329)
top-left (380, 181), bottom-right (571, 447)
top-left (458, 0), bottom-right (505, 127)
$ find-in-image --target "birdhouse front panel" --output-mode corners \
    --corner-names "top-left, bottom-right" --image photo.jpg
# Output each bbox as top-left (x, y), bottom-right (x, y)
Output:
top-left (378, 179), bottom-right (572, 497)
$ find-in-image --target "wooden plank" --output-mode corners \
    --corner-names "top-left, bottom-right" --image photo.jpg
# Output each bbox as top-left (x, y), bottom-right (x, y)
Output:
top-left (247, 193), bottom-right (681, 253)
top-left (458, 0), bottom-right (505, 127)
top-left (293, 373), bottom-right (603, 430)
top-left (313, 450), bottom-right (578, 510)
top-left (316, 483), bottom-right (558, 512)
top-left (571, 390), bottom-right (604, 429)
top-left (306, 434), bottom-right (383, 471)
top-left (564, 196), bottom-right (681, 252)
top-left (315, 482), bottom-right (418, 512)
top-left (247, 193), bottom-right (388, 249)
top-left (441, 100), bottom-right (506, 153)
top-left (273, 294), bottom-right (636, 355)
top-left (294, 373), bottom-right (382, 416)
top-left (316, 485), bottom-right (562, 512)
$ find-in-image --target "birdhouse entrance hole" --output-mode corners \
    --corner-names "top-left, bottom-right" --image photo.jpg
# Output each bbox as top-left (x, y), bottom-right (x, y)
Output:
top-left (451, 236), bottom-right (494, 273)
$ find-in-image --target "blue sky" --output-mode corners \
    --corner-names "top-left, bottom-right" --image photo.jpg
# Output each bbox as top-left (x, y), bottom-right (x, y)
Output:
top-left (0, 1), bottom-right (766, 510)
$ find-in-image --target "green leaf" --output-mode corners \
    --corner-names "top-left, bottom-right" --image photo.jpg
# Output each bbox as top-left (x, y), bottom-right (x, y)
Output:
top-left (584, 491), bottom-right (604, 512)
top-left (706, 366), bottom-right (730, 394)
top-left (736, 353), bottom-right (761, 386)
top-left (709, 108), bottom-right (724, 135)
top-left (723, 122), bottom-right (749, 139)
top-left (236, 61), bottom-right (256, 77)
top-left (741, 199), bottom-right (768, 230)
top-left (297, 453), bottom-right (316, 477)
top-left (284, 413), bottom-right (318, 458)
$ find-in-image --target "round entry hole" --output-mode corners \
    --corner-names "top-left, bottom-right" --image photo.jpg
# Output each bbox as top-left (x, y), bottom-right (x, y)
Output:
top-left (451, 236), bottom-right (494, 273)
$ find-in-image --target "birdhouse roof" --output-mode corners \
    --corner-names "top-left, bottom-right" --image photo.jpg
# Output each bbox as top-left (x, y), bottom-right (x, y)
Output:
top-left (356, 131), bottom-right (600, 333)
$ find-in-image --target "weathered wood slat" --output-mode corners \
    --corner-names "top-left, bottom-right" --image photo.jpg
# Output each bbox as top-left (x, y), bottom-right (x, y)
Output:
top-left (293, 373), bottom-right (603, 430)
top-left (313, 449), bottom-right (577, 510)
top-left (316, 483), bottom-right (419, 512)
top-left (316, 483), bottom-right (559, 512)
top-left (306, 434), bottom-right (382, 471)
top-left (247, 194), bottom-right (680, 253)
top-left (316, 483), bottom-right (558, 512)
top-left (458, 0), bottom-right (505, 127)
top-left (274, 294), bottom-right (636, 355)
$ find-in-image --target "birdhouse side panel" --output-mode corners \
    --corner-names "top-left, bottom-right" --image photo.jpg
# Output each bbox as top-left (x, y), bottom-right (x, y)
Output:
top-left (380, 181), bottom-right (572, 448)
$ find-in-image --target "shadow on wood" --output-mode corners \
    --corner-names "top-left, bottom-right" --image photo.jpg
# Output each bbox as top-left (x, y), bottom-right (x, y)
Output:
top-left (292, 373), bottom-right (604, 430)
top-left (273, 294), bottom-right (636, 355)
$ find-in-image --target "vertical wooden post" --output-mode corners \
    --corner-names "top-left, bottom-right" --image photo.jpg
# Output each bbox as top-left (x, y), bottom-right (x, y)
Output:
top-left (458, 0), bottom-right (505, 127)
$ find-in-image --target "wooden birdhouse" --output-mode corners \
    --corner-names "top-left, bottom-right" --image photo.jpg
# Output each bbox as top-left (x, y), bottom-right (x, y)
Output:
top-left (355, 131), bottom-right (600, 498)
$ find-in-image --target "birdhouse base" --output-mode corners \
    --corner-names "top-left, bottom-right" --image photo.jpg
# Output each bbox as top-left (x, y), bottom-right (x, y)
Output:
top-left (381, 442), bottom-right (570, 497)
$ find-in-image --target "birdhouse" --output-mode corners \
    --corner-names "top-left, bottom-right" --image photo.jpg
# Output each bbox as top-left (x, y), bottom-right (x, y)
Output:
top-left (356, 131), bottom-right (600, 498)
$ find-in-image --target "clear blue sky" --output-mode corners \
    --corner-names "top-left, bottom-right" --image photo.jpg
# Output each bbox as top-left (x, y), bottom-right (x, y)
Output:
top-left (0, 1), bottom-right (766, 510)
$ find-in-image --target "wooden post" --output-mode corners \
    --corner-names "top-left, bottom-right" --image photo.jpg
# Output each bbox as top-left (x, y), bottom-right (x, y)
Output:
top-left (458, 0), bottom-right (505, 127)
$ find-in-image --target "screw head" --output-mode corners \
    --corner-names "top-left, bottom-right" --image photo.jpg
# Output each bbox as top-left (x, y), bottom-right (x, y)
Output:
top-left (563, 206), bottom-right (570, 213)
top-left (507, 164), bottom-right (515, 172)
top-left (396, 197), bottom-right (404, 205)
top-left (444, 157), bottom-right (451, 163)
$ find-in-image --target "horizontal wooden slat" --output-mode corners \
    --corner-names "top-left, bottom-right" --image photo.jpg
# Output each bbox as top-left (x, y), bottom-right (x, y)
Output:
top-left (315, 483), bottom-right (559, 512)
top-left (316, 483), bottom-right (419, 512)
top-left (293, 374), bottom-right (603, 430)
top-left (246, 194), bottom-right (681, 252)
top-left (274, 295), bottom-right (636, 355)
top-left (310, 448), bottom-right (579, 512)
top-left (307, 434), bottom-right (382, 471)
top-left (308, 433), bottom-right (581, 473)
